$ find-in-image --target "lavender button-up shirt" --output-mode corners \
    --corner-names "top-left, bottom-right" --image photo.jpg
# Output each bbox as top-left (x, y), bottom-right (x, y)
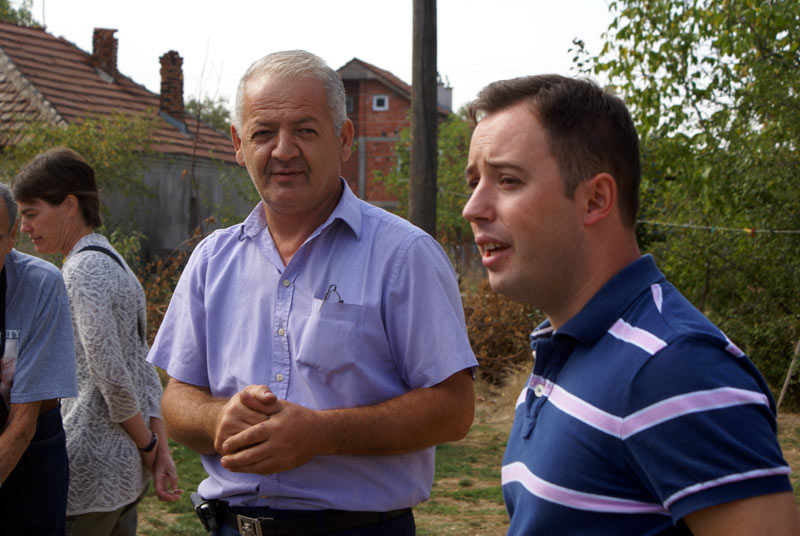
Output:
top-left (148, 181), bottom-right (477, 510)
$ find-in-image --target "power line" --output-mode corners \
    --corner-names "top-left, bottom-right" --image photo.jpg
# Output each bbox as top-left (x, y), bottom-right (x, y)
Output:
top-left (399, 192), bottom-right (800, 236)
top-left (637, 220), bottom-right (800, 236)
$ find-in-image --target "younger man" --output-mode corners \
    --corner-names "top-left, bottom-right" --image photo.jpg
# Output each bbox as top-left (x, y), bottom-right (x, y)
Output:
top-left (462, 74), bottom-right (800, 534)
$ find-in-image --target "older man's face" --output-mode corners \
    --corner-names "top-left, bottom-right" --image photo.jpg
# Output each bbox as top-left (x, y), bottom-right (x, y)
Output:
top-left (0, 202), bottom-right (17, 273)
top-left (231, 74), bottom-right (354, 222)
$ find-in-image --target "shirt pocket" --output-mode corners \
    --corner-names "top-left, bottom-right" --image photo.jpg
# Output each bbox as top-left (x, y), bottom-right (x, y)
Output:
top-left (294, 300), bottom-right (366, 376)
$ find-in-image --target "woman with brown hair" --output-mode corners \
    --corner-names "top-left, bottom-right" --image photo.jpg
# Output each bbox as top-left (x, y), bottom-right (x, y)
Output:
top-left (13, 147), bottom-right (181, 535)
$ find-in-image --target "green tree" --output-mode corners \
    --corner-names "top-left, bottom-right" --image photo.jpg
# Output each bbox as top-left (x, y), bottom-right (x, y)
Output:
top-left (3, 112), bottom-right (158, 194)
top-left (375, 110), bottom-right (472, 246)
top-left (0, 0), bottom-right (37, 26)
top-left (1, 112), bottom-right (159, 263)
top-left (186, 95), bottom-right (232, 137)
top-left (574, 0), bottom-right (800, 406)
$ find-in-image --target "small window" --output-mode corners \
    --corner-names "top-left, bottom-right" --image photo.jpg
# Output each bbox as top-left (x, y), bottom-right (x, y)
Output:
top-left (346, 96), bottom-right (354, 114)
top-left (372, 95), bottom-right (389, 111)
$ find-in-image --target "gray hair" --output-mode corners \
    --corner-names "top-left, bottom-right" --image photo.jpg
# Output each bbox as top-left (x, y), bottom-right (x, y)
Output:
top-left (0, 182), bottom-right (17, 232)
top-left (233, 50), bottom-right (346, 135)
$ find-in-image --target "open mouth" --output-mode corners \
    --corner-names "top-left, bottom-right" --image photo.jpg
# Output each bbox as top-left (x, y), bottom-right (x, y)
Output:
top-left (482, 242), bottom-right (509, 257)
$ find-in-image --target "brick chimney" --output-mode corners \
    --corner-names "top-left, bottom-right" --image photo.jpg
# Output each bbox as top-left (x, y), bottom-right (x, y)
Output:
top-left (91, 28), bottom-right (117, 77)
top-left (159, 51), bottom-right (184, 121)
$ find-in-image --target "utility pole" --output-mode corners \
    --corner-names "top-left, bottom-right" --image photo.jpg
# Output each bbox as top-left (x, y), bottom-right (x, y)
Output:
top-left (409, 0), bottom-right (437, 237)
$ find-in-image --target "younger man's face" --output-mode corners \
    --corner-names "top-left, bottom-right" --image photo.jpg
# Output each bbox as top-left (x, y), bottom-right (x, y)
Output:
top-left (462, 102), bottom-right (587, 312)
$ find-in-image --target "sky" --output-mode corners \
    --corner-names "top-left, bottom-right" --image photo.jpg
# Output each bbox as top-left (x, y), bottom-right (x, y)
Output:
top-left (26, 0), bottom-right (614, 113)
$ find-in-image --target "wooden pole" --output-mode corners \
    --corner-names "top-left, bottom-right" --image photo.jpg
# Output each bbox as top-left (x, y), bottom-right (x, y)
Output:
top-left (409, 0), bottom-right (437, 237)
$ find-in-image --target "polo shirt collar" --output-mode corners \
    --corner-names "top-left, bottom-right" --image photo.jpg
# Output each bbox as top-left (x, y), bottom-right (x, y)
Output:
top-left (238, 178), bottom-right (362, 241)
top-left (532, 255), bottom-right (665, 346)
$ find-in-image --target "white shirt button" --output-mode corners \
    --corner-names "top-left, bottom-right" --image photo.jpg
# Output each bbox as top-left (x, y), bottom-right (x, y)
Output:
top-left (282, 279), bottom-right (290, 287)
top-left (534, 384), bottom-right (545, 397)
top-left (277, 327), bottom-right (286, 336)
top-left (276, 373), bottom-right (284, 382)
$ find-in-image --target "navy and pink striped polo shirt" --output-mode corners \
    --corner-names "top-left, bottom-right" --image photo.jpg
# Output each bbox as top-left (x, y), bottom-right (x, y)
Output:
top-left (502, 255), bottom-right (792, 535)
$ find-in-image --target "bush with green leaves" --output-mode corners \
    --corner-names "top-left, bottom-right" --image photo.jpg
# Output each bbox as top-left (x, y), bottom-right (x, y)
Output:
top-left (573, 0), bottom-right (800, 407)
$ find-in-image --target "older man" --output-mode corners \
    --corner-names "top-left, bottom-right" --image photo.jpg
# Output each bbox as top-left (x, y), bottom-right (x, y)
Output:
top-left (148, 50), bottom-right (477, 535)
top-left (462, 74), bottom-right (800, 535)
top-left (0, 182), bottom-right (77, 534)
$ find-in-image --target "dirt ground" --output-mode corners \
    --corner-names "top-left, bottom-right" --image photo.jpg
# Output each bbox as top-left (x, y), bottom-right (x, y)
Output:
top-left (413, 367), bottom-right (528, 536)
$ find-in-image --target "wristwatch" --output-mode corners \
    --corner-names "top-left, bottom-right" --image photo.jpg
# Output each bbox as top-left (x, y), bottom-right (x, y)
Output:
top-left (139, 431), bottom-right (158, 453)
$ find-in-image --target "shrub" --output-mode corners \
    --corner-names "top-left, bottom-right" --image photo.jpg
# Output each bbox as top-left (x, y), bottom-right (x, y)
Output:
top-left (463, 279), bottom-right (542, 384)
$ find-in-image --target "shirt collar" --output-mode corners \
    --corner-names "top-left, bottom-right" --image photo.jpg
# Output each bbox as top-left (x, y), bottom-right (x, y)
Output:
top-left (532, 255), bottom-right (665, 346)
top-left (238, 178), bottom-right (362, 241)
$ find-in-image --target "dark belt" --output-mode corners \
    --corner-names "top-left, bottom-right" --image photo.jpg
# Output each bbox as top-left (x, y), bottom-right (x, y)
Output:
top-left (218, 503), bottom-right (411, 536)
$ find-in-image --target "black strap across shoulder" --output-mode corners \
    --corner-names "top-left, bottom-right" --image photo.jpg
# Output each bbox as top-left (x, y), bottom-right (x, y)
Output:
top-left (78, 245), bottom-right (125, 270)
top-left (78, 245), bottom-right (146, 342)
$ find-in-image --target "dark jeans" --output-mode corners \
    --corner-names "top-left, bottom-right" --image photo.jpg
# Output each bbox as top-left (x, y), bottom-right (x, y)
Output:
top-left (0, 406), bottom-right (69, 535)
top-left (211, 506), bottom-right (416, 536)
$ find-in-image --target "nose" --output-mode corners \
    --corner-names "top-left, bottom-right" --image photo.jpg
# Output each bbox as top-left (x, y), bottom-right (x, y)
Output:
top-left (20, 218), bottom-right (32, 233)
top-left (462, 181), bottom-right (493, 223)
top-left (271, 130), bottom-right (300, 161)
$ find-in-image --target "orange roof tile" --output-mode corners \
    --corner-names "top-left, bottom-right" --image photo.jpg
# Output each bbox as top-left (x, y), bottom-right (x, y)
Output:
top-left (0, 22), bottom-right (236, 164)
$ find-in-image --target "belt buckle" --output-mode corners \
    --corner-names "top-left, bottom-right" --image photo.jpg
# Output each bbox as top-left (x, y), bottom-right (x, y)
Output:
top-left (237, 514), bottom-right (266, 536)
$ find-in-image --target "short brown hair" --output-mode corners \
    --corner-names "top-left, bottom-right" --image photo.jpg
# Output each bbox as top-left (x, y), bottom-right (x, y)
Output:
top-left (12, 147), bottom-right (102, 228)
top-left (468, 75), bottom-right (641, 227)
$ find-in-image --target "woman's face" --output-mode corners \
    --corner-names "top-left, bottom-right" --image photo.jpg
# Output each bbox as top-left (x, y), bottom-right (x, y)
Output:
top-left (17, 198), bottom-right (73, 255)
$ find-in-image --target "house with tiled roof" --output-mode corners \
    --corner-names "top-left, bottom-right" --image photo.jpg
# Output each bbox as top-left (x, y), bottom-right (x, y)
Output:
top-left (337, 58), bottom-right (452, 208)
top-left (0, 22), bottom-right (251, 256)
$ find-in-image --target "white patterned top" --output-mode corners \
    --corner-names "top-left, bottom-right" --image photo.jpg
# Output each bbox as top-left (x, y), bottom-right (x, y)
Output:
top-left (60, 233), bottom-right (163, 515)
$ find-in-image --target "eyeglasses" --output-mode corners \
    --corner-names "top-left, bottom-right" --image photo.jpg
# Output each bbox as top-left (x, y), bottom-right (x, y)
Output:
top-left (322, 283), bottom-right (343, 305)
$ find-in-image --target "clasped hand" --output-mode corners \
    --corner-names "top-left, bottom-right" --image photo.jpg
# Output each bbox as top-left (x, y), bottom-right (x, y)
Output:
top-left (214, 385), bottom-right (325, 475)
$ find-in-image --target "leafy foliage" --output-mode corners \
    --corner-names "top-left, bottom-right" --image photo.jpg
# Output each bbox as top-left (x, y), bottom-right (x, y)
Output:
top-left (2, 112), bottom-right (158, 196)
top-left (139, 250), bottom-right (190, 346)
top-left (2, 113), bottom-right (159, 259)
top-left (463, 279), bottom-right (543, 385)
top-left (186, 96), bottom-right (232, 138)
top-left (374, 110), bottom-right (473, 248)
top-left (107, 227), bottom-right (146, 275)
top-left (0, 0), bottom-right (37, 26)
top-left (574, 0), bottom-right (800, 407)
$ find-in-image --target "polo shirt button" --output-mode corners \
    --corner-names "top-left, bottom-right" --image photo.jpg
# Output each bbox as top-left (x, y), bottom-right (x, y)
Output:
top-left (282, 279), bottom-right (290, 287)
top-left (277, 328), bottom-right (286, 336)
top-left (276, 373), bottom-right (284, 382)
top-left (534, 384), bottom-right (545, 397)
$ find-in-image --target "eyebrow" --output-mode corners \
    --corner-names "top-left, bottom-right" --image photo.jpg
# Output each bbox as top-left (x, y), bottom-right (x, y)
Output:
top-left (252, 115), bottom-right (321, 126)
top-left (465, 159), bottom-right (528, 178)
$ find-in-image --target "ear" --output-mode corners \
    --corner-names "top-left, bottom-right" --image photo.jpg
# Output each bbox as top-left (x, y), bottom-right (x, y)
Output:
top-left (339, 119), bottom-right (355, 163)
top-left (231, 125), bottom-right (246, 167)
top-left (580, 172), bottom-right (617, 227)
top-left (62, 194), bottom-right (81, 218)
